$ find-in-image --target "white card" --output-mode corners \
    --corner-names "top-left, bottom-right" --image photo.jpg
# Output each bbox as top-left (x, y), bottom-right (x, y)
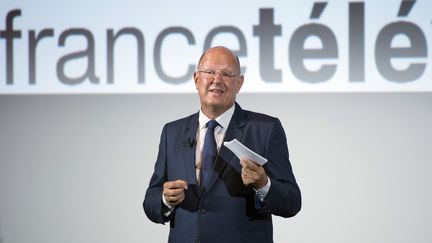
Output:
top-left (223, 139), bottom-right (268, 165)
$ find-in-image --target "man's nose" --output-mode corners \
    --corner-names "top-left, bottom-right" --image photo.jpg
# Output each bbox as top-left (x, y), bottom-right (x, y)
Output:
top-left (214, 71), bottom-right (224, 82)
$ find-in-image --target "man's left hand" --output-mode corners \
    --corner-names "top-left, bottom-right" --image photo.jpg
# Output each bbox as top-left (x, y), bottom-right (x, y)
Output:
top-left (240, 158), bottom-right (268, 189)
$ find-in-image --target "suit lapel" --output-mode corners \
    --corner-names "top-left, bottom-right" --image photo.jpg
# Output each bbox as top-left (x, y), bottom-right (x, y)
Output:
top-left (181, 113), bottom-right (201, 196)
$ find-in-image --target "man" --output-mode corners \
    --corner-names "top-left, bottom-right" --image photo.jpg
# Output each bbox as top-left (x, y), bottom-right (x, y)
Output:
top-left (143, 46), bottom-right (301, 243)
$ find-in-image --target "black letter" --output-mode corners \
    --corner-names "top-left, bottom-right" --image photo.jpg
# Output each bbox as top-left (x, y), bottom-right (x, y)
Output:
top-left (107, 28), bottom-right (145, 84)
top-left (253, 8), bottom-right (282, 82)
top-left (349, 2), bottom-right (365, 82)
top-left (289, 23), bottom-right (338, 83)
top-left (29, 29), bottom-right (54, 84)
top-left (375, 1), bottom-right (427, 83)
top-left (375, 22), bottom-right (427, 82)
top-left (56, 29), bottom-right (99, 85)
top-left (0, 9), bottom-right (22, 85)
top-left (154, 27), bottom-right (195, 84)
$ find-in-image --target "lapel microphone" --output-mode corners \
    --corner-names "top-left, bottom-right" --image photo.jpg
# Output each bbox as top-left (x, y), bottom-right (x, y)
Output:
top-left (183, 138), bottom-right (196, 148)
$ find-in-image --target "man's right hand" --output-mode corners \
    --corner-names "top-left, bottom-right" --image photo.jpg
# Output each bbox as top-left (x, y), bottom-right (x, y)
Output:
top-left (163, 179), bottom-right (188, 207)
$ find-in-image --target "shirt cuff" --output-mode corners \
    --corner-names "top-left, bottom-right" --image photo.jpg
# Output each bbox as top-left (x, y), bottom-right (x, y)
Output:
top-left (254, 177), bottom-right (271, 201)
top-left (161, 193), bottom-right (174, 216)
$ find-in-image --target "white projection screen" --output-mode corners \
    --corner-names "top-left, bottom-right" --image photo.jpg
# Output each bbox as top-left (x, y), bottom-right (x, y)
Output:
top-left (1, 0), bottom-right (432, 243)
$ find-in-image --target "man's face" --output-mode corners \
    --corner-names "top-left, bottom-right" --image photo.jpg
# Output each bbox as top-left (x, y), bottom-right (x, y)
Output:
top-left (194, 48), bottom-right (244, 116)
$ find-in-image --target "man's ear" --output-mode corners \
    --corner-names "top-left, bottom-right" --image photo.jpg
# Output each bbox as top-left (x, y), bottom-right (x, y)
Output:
top-left (193, 72), bottom-right (199, 89)
top-left (236, 75), bottom-right (244, 93)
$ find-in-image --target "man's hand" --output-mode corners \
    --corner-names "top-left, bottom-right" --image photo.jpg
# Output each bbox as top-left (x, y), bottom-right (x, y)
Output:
top-left (163, 179), bottom-right (188, 207)
top-left (240, 158), bottom-right (268, 189)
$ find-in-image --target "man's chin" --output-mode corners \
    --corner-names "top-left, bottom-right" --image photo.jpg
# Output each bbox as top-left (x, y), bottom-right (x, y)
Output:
top-left (205, 96), bottom-right (224, 104)
top-left (203, 100), bottom-right (225, 110)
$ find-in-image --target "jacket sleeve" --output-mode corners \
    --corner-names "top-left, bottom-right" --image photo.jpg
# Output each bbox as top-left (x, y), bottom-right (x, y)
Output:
top-left (143, 125), bottom-right (172, 224)
top-left (260, 118), bottom-right (302, 218)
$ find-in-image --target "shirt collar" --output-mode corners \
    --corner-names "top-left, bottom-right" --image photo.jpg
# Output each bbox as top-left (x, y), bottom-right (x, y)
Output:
top-left (198, 104), bottom-right (235, 130)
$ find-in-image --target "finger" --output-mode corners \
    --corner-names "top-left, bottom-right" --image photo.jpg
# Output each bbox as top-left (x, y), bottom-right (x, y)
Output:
top-left (240, 159), bottom-right (247, 167)
top-left (241, 167), bottom-right (255, 182)
top-left (164, 180), bottom-right (188, 190)
top-left (163, 181), bottom-right (174, 189)
top-left (171, 192), bottom-right (186, 203)
top-left (241, 168), bottom-right (253, 186)
top-left (163, 187), bottom-right (185, 199)
top-left (166, 196), bottom-right (183, 205)
top-left (241, 163), bottom-right (257, 177)
top-left (164, 192), bottom-right (185, 206)
top-left (163, 188), bottom-right (185, 197)
top-left (175, 179), bottom-right (188, 190)
top-left (241, 158), bottom-right (260, 171)
top-left (163, 187), bottom-right (185, 197)
top-left (241, 167), bottom-right (250, 177)
top-left (166, 192), bottom-right (184, 201)
top-left (242, 166), bottom-right (263, 183)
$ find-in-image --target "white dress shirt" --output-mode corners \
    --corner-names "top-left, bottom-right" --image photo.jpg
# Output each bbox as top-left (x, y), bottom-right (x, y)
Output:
top-left (195, 105), bottom-right (235, 182)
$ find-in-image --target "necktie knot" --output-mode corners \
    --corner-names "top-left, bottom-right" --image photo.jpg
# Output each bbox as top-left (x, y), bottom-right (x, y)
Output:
top-left (206, 120), bottom-right (219, 130)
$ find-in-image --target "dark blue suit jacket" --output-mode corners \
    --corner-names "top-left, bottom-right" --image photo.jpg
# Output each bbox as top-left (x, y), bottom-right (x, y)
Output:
top-left (144, 103), bottom-right (301, 243)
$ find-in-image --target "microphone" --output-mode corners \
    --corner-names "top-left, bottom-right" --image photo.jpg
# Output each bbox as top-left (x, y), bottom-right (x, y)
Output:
top-left (183, 138), bottom-right (196, 148)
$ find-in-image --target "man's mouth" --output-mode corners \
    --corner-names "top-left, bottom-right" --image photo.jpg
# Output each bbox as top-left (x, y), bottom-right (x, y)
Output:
top-left (209, 88), bottom-right (224, 94)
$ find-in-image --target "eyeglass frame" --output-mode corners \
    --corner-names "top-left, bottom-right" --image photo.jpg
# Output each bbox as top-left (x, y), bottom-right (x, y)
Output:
top-left (195, 69), bottom-right (241, 79)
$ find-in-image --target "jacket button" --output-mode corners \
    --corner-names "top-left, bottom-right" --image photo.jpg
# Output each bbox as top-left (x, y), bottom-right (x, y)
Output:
top-left (198, 208), bottom-right (206, 214)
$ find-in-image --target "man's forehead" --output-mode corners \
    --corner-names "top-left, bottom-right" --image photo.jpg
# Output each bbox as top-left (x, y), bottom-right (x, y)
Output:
top-left (200, 51), bottom-right (237, 68)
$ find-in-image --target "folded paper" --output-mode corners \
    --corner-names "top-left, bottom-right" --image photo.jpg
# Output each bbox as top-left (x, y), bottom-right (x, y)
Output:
top-left (223, 139), bottom-right (268, 165)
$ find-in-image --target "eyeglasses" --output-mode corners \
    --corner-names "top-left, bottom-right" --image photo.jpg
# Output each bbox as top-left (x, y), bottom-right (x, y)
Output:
top-left (196, 69), bottom-right (240, 79)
